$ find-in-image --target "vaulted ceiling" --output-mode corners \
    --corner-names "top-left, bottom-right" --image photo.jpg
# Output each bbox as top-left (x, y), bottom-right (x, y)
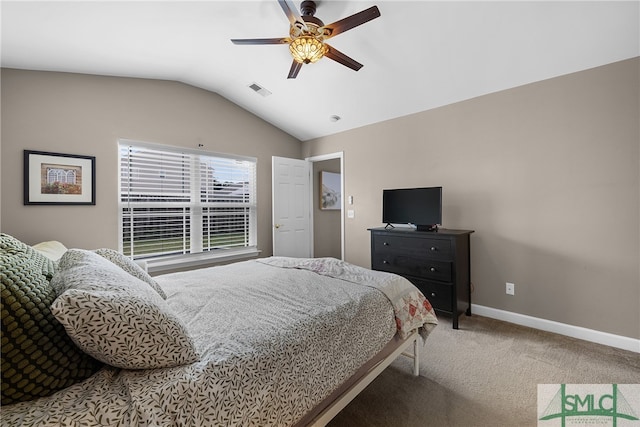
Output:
top-left (2, 1), bottom-right (638, 141)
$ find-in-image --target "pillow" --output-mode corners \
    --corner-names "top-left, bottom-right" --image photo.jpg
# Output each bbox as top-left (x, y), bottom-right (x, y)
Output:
top-left (32, 240), bottom-right (68, 262)
top-left (1, 233), bottom-right (57, 279)
top-left (93, 248), bottom-right (167, 299)
top-left (1, 234), bottom-right (103, 406)
top-left (50, 249), bottom-right (198, 369)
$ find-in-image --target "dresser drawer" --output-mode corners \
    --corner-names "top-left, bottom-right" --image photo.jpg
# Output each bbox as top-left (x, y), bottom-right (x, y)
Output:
top-left (372, 254), bottom-right (453, 282)
top-left (369, 227), bottom-right (474, 329)
top-left (372, 233), bottom-right (452, 259)
top-left (408, 278), bottom-right (453, 312)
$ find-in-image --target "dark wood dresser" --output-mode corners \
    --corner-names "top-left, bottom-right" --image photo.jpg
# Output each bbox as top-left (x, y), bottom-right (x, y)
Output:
top-left (369, 227), bottom-right (474, 329)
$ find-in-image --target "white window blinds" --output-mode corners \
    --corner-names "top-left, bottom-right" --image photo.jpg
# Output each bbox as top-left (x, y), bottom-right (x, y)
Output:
top-left (118, 140), bottom-right (257, 260)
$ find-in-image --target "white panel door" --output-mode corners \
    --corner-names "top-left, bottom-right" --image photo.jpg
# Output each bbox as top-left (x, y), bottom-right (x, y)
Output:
top-left (272, 156), bottom-right (311, 257)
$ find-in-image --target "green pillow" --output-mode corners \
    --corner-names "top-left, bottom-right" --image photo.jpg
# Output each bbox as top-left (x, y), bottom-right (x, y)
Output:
top-left (1, 234), bottom-right (103, 405)
top-left (0, 233), bottom-right (57, 279)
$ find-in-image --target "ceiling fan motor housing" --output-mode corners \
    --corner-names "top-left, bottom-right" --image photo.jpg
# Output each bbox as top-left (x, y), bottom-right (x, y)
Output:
top-left (300, 1), bottom-right (317, 17)
top-left (299, 1), bottom-right (324, 28)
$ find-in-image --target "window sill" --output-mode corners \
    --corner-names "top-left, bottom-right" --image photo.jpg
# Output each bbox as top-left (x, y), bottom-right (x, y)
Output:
top-left (145, 248), bottom-right (261, 275)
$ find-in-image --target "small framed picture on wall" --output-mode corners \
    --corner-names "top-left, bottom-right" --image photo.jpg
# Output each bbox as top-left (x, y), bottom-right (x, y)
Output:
top-left (24, 150), bottom-right (96, 205)
top-left (320, 171), bottom-right (341, 210)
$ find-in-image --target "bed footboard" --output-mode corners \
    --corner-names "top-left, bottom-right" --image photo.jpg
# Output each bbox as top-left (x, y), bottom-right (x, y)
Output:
top-left (302, 330), bottom-right (420, 427)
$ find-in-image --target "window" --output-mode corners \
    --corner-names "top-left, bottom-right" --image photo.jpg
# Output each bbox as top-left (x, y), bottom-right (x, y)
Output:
top-left (118, 140), bottom-right (257, 262)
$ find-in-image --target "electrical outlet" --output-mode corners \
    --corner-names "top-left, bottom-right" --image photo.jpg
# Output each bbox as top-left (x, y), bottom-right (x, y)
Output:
top-left (506, 282), bottom-right (515, 295)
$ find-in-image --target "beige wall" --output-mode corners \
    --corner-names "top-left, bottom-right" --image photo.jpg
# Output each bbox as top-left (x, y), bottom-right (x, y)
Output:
top-left (313, 158), bottom-right (341, 258)
top-left (1, 69), bottom-right (302, 254)
top-left (303, 58), bottom-right (639, 340)
top-left (2, 61), bottom-right (638, 340)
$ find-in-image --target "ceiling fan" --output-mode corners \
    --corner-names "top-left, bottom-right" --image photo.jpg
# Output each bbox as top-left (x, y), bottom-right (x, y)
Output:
top-left (231, 0), bottom-right (381, 79)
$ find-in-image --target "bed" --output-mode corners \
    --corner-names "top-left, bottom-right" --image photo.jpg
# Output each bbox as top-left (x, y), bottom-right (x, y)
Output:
top-left (1, 233), bottom-right (437, 426)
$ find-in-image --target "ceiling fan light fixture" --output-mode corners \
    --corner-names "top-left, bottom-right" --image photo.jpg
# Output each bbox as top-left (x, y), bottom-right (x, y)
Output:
top-left (289, 36), bottom-right (327, 64)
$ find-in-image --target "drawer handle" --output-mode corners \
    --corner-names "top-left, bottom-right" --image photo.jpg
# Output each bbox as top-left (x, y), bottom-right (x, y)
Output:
top-left (430, 292), bottom-right (437, 297)
top-left (382, 260), bottom-right (389, 264)
top-left (383, 242), bottom-right (389, 246)
top-left (430, 246), bottom-right (437, 252)
top-left (430, 267), bottom-right (437, 272)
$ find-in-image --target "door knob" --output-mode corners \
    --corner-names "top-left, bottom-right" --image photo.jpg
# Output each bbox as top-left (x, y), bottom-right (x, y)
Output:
top-left (274, 224), bottom-right (282, 229)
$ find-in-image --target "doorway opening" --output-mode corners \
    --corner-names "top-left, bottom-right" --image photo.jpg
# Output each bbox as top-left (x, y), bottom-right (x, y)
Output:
top-left (307, 152), bottom-right (344, 260)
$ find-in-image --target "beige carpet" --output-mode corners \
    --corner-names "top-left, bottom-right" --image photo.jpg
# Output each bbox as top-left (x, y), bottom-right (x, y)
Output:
top-left (328, 315), bottom-right (639, 427)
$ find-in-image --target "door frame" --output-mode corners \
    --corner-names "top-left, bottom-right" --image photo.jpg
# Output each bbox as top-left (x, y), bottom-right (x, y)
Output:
top-left (306, 152), bottom-right (344, 260)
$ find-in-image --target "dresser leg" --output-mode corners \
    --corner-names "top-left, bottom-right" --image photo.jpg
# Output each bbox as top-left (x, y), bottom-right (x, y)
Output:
top-left (452, 316), bottom-right (459, 329)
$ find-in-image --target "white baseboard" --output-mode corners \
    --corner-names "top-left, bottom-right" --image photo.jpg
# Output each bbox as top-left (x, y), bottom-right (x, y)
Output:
top-left (471, 304), bottom-right (640, 353)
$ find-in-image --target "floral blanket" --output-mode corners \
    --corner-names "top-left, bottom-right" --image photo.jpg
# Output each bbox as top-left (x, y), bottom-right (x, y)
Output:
top-left (257, 257), bottom-right (438, 340)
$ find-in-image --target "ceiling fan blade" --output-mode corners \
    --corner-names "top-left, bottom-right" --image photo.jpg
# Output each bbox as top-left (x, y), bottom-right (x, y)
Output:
top-left (324, 45), bottom-right (363, 71)
top-left (231, 38), bottom-right (290, 45)
top-left (322, 6), bottom-right (381, 39)
top-left (287, 60), bottom-right (303, 79)
top-left (278, 0), bottom-right (308, 31)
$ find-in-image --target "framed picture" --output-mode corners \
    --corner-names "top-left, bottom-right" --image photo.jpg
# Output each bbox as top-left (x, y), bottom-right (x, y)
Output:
top-left (24, 150), bottom-right (96, 205)
top-left (320, 171), bottom-right (341, 210)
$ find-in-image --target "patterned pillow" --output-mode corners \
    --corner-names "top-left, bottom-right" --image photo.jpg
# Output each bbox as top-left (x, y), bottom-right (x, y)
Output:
top-left (93, 248), bottom-right (167, 299)
top-left (1, 234), bottom-right (103, 406)
top-left (50, 249), bottom-right (198, 369)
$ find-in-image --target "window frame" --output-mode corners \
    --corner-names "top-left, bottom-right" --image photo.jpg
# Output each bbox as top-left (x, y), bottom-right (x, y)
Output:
top-left (118, 139), bottom-right (259, 272)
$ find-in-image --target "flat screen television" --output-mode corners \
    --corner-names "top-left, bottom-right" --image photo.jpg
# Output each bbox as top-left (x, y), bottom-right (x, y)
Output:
top-left (382, 186), bottom-right (442, 231)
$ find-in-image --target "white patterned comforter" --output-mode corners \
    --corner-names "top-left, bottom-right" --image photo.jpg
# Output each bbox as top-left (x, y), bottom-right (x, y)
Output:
top-left (2, 258), bottom-right (436, 426)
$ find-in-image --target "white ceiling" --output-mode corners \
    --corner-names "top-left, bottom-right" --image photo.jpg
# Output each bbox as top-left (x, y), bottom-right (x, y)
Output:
top-left (1, 1), bottom-right (638, 141)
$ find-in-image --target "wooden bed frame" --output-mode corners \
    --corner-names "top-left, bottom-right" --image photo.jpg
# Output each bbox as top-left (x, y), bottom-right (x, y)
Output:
top-left (295, 330), bottom-right (420, 426)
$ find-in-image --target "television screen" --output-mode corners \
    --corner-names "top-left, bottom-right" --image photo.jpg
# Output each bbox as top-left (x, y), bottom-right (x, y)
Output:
top-left (382, 187), bottom-right (442, 231)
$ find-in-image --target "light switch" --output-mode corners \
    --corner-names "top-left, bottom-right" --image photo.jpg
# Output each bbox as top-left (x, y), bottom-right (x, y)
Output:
top-left (347, 209), bottom-right (355, 218)
top-left (348, 195), bottom-right (353, 205)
